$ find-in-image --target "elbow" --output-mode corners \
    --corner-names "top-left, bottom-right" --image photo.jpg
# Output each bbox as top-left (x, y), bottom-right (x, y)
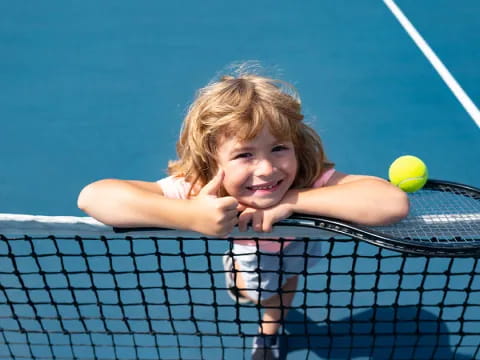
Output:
top-left (380, 189), bottom-right (410, 225)
top-left (77, 179), bottom-right (112, 214)
top-left (77, 183), bottom-right (95, 213)
top-left (77, 179), bottom-right (146, 227)
top-left (361, 187), bottom-right (410, 226)
top-left (397, 191), bottom-right (410, 220)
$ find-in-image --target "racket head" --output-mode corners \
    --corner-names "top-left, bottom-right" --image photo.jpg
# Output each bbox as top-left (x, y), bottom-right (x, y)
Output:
top-left (289, 180), bottom-right (480, 257)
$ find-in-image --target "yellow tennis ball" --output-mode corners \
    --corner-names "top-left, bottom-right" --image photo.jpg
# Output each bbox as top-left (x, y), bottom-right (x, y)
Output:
top-left (389, 155), bottom-right (428, 193)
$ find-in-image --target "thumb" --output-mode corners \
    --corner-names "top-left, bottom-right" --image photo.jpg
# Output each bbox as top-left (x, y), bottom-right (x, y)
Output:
top-left (236, 203), bottom-right (247, 212)
top-left (199, 169), bottom-right (224, 196)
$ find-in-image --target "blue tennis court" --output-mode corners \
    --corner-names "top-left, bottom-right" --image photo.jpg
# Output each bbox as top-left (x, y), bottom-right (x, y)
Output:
top-left (1, 1), bottom-right (479, 359)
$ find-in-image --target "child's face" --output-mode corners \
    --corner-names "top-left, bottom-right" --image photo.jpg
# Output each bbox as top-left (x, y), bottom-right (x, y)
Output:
top-left (216, 126), bottom-right (298, 209)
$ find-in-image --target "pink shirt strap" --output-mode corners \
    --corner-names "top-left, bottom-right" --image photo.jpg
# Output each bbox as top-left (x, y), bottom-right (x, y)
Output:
top-left (313, 167), bottom-right (336, 188)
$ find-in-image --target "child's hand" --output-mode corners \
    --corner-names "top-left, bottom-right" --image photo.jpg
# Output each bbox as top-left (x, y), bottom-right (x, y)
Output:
top-left (190, 170), bottom-right (243, 236)
top-left (238, 202), bottom-right (293, 233)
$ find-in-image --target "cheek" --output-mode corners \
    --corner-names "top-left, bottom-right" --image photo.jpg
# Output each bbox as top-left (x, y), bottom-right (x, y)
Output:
top-left (222, 166), bottom-right (249, 193)
top-left (281, 155), bottom-right (298, 177)
top-left (292, 159), bottom-right (299, 178)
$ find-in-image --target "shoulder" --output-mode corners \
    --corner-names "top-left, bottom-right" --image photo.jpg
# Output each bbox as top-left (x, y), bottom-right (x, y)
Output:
top-left (324, 171), bottom-right (388, 186)
top-left (312, 168), bottom-right (387, 188)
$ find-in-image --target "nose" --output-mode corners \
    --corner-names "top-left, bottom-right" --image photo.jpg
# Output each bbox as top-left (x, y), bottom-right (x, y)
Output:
top-left (254, 158), bottom-right (275, 177)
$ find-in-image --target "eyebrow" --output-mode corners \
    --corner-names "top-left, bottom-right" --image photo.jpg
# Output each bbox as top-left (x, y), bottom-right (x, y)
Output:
top-left (229, 141), bottom-right (290, 154)
top-left (230, 145), bottom-right (256, 153)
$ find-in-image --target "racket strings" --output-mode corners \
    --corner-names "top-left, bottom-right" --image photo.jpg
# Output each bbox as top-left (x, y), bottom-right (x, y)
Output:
top-left (372, 186), bottom-right (480, 243)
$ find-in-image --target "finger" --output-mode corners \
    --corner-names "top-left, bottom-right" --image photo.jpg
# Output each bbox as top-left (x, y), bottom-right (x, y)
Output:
top-left (238, 210), bottom-right (254, 232)
top-left (236, 203), bottom-right (247, 212)
top-left (252, 211), bottom-right (263, 232)
top-left (219, 196), bottom-right (239, 210)
top-left (223, 217), bottom-right (238, 236)
top-left (229, 216), bottom-right (239, 229)
top-left (262, 216), bottom-right (273, 233)
top-left (218, 208), bottom-right (239, 226)
top-left (199, 169), bottom-right (224, 196)
top-left (225, 208), bottom-right (240, 221)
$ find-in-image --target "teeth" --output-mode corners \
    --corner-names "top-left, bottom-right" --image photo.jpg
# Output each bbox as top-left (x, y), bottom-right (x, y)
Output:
top-left (252, 184), bottom-right (275, 190)
top-left (250, 182), bottom-right (279, 190)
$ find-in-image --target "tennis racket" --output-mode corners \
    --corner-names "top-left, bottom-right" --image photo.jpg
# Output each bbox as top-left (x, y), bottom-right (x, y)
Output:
top-left (113, 179), bottom-right (480, 257)
top-left (279, 179), bottom-right (480, 257)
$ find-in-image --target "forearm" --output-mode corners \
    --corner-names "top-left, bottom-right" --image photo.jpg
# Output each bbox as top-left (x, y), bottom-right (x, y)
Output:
top-left (78, 179), bottom-right (193, 229)
top-left (286, 178), bottom-right (409, 226)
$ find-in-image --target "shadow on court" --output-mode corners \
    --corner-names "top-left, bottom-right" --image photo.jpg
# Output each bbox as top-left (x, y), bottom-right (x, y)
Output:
top-left (282, 307), bottom-right (471, 360)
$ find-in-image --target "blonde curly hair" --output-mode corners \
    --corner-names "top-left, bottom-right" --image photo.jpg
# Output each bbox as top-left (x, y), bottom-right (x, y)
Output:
top-left (168, 71), bottom-right (333, 196)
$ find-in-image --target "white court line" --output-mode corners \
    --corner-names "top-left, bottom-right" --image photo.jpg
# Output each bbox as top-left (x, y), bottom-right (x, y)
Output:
top-left (383, 0), bottom-right (480, 128)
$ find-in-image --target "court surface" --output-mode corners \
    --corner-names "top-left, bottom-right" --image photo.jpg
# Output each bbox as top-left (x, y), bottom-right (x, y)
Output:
top-left (0, 1), bottom-right (479, 359)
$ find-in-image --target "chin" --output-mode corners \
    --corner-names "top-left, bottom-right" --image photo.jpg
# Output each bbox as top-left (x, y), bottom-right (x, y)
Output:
top-left (241, 197), bottom-right (282, 209)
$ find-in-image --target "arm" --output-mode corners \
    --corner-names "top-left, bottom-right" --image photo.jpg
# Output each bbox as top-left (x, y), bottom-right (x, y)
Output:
top-left (238, 172), bottom-right (410, 232)
top-left (78, 179), bottom-right (191, 228)
top-left (285, 172), bottom-right (410, 226)
top-left (77, 172), bottom-right (240, 235)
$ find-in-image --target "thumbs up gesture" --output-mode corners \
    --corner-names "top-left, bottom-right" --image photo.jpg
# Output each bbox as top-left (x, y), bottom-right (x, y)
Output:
top-left (189, 170), bottom-right (242, 236)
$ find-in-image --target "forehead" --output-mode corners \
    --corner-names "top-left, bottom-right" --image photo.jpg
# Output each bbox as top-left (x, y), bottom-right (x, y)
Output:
top-left (218, 126), bottom-right (284, 151)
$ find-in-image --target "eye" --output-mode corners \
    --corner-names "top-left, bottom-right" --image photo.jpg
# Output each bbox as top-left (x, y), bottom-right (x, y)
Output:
top-left (233, 152), bottom-right (252, 160)
top-left (272, 145), bottom-right (289, 152)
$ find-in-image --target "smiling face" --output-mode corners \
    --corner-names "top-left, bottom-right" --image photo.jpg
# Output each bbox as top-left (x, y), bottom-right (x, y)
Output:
top-left (216, 126), bottom-right (298, 208)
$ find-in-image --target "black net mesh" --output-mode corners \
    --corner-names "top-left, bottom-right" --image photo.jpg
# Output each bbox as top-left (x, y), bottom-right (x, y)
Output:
top-left (1, 233), bottom-right (479, 360)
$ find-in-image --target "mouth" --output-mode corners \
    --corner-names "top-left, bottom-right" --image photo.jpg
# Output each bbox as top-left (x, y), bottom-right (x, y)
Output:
top-left (246, 180), bottom-right (283, 192)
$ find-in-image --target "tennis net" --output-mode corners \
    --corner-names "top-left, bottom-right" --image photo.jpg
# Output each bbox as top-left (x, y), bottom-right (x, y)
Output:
top-left (0, 214), bottom-right (479, 359)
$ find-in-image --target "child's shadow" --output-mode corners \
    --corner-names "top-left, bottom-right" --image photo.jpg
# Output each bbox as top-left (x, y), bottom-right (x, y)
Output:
top-left (281, 307), bottom-right (470, 359)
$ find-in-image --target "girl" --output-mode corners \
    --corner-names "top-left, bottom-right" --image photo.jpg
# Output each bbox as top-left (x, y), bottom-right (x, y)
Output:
top-left (78, 68), bottom-right (409, 360)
